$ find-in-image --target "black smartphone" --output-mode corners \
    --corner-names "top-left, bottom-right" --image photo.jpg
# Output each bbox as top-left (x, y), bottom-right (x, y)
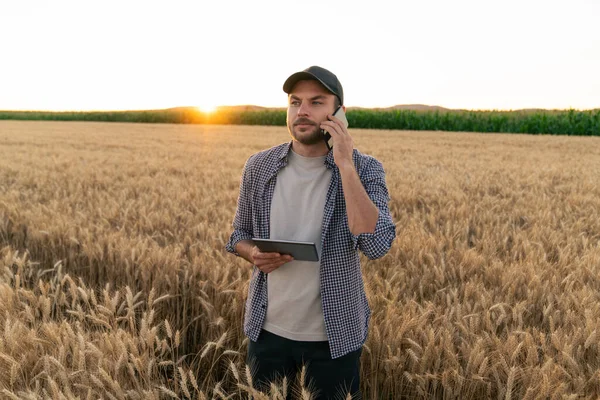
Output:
top-left (322, 106), bottom-right (349, 150)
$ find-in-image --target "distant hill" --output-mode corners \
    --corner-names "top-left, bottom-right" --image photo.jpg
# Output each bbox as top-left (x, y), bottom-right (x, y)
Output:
top-left (349, 104), bottom-right (451, 112)
top-left (179, 104), bottom-right (451, 112)
top-left (170, 105), bottom-right (286, 113)
top-left (214, 105), bottom-right (285, 112)
top-left (168, 105), bottom-right (599, 113)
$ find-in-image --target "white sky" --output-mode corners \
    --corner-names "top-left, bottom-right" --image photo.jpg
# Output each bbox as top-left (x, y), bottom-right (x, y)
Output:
top-left (1, 0), bottom-right (599, 111)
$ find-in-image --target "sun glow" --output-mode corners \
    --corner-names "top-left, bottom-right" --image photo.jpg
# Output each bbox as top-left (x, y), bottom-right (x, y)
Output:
top-left (198, 104), bottom-right (217, 114)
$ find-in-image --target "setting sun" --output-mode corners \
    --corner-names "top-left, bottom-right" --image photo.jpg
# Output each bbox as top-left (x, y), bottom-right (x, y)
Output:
top-left (198, 104), bottom-right (217, 114)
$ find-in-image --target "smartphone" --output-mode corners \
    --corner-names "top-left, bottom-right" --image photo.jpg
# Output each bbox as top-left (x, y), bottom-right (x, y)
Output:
top-left (322, 106), bottom-right (349, 150)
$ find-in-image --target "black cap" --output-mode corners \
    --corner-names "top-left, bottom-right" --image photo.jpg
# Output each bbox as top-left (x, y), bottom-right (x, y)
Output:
top-left (283, 66), bottom-right (344, 105)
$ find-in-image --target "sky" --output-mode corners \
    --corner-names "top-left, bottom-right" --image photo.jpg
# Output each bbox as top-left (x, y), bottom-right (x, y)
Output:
top-left (1, 0), bottom-right (599, 111)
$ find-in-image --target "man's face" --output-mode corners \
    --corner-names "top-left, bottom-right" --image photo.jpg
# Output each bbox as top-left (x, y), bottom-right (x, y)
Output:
top-left (286, 80), bottom-right (337, 146)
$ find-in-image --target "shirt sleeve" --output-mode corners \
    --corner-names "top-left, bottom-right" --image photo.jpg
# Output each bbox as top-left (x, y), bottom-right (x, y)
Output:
top-left (225, 157), bottom-right (254, 256)
top-left (350, 157), bottom-right (396, 260)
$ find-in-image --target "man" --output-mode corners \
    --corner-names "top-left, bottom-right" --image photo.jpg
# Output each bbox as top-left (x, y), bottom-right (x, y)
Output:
top-left (225, 66), bottom-right (396, 399)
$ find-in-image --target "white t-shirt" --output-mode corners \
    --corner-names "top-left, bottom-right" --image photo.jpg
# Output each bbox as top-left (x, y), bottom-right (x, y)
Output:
top-left (263, 149), bottom-right (333, 341)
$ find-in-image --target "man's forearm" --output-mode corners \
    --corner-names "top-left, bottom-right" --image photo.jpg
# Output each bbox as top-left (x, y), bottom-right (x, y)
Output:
top-left (235, 239), bottom-right (256, 264)
top-left (338, 163), bottom-right (379, 235)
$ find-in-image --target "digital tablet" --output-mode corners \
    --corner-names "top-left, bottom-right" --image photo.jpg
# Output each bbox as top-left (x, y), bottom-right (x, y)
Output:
top-left (252, 238), bottom-right (319, 262)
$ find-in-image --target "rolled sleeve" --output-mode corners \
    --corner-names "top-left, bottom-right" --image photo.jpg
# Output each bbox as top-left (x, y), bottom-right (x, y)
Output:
top-left (225, 157), bottom-right (255, 256)
top-left (351, 158), bottom-right (396, 260)
top-left (225, 230), bottom-right (253, 256)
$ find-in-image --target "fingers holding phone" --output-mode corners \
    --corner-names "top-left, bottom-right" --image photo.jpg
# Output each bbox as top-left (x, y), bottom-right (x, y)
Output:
top-left (320, 106), bottom-right (349, 150)
top-left (320, 107), bottom-right (354, 167)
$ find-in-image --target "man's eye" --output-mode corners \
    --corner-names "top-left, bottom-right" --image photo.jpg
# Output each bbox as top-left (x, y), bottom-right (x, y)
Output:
top-left (290, 101), bottom-right (300, 106)
top-left (313, 101), bottom-right (322, 105)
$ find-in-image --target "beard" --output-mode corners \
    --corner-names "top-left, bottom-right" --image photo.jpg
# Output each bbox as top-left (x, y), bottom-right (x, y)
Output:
top-left (287, 117), bottom-right (323, 145)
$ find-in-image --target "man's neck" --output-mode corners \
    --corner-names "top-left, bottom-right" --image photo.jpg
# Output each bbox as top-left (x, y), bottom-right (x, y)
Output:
top-left (290, 140), bottom-right (329, 158)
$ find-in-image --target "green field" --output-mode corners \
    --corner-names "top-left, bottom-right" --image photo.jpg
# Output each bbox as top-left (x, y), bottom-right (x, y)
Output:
top-left (1, 107), bottom-right (599, 135)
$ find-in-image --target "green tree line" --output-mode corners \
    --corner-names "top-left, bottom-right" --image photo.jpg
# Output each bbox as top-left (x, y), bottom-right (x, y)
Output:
top-left (1, 108), bottom-right (598, 135)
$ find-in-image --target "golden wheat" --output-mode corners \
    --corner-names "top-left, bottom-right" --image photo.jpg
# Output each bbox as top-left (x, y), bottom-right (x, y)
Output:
top-left (1, 120), bottom-right (599, 398)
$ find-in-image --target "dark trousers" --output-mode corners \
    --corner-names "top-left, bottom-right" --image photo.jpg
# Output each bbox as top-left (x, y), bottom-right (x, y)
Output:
top-left (247, 330), bottom-right (362, 400)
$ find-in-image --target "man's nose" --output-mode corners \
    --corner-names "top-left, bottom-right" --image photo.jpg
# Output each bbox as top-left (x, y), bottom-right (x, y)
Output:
top-left (297, 102), bottom-right (309, 116)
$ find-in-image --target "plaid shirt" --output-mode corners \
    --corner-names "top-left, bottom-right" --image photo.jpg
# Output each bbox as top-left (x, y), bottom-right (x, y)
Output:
top-left (226, 141), bottom-right (396, 359)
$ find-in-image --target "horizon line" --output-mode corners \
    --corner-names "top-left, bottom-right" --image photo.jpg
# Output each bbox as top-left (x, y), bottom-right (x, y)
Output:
top-left (1, 104), bottom-right (598, 113)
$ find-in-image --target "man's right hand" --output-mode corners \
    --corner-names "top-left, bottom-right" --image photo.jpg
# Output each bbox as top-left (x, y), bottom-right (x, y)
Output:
top-left (234, 240), bottom-right (294, 274)
top-left (250, 246), bottom-right (294, 274)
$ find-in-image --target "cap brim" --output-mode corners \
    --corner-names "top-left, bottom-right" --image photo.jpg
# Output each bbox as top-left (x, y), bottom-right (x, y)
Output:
top-left (283, 71), bottom-right (336, 96)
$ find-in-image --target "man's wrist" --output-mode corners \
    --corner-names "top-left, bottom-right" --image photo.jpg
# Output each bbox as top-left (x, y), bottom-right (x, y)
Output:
top-left (337, 160), bottom-right (356, 175)
top-left (235, 240), bottom-right (256, 265)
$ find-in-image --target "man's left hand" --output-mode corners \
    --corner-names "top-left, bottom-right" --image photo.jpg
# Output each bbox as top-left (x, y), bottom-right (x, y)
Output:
top-left (320, 114), bottom-right (354, 170)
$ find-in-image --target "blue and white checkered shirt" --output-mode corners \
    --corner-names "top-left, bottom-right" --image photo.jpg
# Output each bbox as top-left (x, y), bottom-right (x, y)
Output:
top-left (226, 141), bottom-right (396, 359)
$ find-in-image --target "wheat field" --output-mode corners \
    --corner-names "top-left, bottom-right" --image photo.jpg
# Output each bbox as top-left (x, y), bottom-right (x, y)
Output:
top-left (1, 120), bottom-right (600, 399)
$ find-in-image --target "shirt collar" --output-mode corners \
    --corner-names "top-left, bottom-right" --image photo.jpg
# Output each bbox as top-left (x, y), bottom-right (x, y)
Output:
top-left (277, 141), bottom-right (336, 170)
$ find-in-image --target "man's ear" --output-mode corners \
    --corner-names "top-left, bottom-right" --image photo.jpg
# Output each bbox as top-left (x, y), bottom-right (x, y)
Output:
top-left (342, 105), bottom-right (346, 112)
